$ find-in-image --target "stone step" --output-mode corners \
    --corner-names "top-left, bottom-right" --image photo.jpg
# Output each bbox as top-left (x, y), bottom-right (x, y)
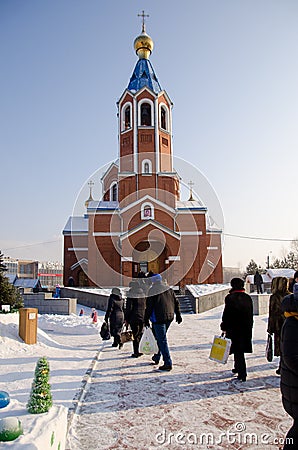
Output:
top-left (177, 295), bottom-right (194, 314)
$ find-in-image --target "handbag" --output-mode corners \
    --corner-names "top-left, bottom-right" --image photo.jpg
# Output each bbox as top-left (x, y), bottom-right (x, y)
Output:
top-left (209, 335), bottom-right (232, 364)
top-left (100, 322), bottom-right (111, 341)
top-left (266, 333), bottom-right (273, 362)
top-left (139, 327), bottom-right (159, 355)
top-left (120, 326), bottom-right (134, 344)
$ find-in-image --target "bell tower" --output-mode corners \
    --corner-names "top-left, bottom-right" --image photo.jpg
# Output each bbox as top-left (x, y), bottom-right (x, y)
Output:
top-left (117, 13), bottom-right (179, 208)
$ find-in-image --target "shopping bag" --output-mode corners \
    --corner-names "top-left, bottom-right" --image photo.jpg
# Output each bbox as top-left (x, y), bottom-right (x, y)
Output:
top-left (120, 326), bottom-right (134, 344)
top-left (139, 327), bottom-right (159, 355)
top-left (209, 335), bottom-right (231, 364)
top-left (266, 333), bottom-right (273, 362)
top-left (100, 322), bottom-right (111, 341)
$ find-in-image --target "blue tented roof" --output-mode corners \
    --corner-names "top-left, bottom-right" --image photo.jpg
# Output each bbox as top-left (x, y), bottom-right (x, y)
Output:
top-left (128, 59), bottom-right (162, 94)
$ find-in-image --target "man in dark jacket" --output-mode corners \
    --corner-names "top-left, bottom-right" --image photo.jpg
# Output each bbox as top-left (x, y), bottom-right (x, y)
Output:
top-left (125, 281), bottom-right (146, 358)
top-left (280, 283), bottom-right (298, 449)
top-left (104, 287), bottom-right (124, 349)
top-left (254, 270), bottom-right (263, 294)
top-left (221, 278), bottom-right (253, 382)
top-left (144, 274), bottom-right (182, 371)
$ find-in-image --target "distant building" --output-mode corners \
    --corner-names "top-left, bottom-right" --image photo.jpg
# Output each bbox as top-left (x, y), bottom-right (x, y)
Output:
top-left (38, 261), bottom-right (63, 289)
top-left (3, 257), bottom-right (63, 289)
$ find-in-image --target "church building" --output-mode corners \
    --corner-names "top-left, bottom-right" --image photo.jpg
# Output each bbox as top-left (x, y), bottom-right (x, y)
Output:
top-left (63, 17), bottom-right (223, 288)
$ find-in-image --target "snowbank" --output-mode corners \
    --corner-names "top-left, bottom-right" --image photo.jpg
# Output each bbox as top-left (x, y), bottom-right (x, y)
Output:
top-left (0, 305), bottom-right (104, 449)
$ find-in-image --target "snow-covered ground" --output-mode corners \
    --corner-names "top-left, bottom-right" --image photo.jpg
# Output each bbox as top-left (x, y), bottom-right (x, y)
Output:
top-left (0, 303), bottom-right (293, 449)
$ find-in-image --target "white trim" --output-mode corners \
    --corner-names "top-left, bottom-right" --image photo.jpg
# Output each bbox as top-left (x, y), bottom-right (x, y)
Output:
top-left (180, 231), bottom-right (203, 236)
top-left (168, 256), bottom-right (180, 261)
top-left (121, 101), bottom-right (132, 132)
top-left (121, 256), bottom-right (133, 262)
top-left (141, 159), bottom-right (152, 174)
top-left (207, 246), bottom-right (218, 250)
top-left (71, 258), bottom-right (88, 271)
top-left (68, 248), bottom-right (88, 251)
top-left (155, 97), bottom-right (159, 174)
top-left (93, 232), bottom-right (121, 237)
top-left (133, 96), bottom-right (138, 173)
top-left (121, 194), bottom-right (175, 214)
top-left (63, 231), bottom-right (88, 236)
top-left (138, 98), bottom-right (154, 127)
top-left (207, 259), bottom-right (216, 269)
top-left (141, 202), bottom-right (155, 220)
top-left (120, 220), bottom-right (181, 241)
top-left (177, 210), bottom-right (207, 215)
top-left (110, 181), bottom-right (118, 202)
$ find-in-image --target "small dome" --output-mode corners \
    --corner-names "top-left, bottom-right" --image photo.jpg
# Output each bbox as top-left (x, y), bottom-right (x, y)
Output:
top-left (134, 31), bottom-right (154, 59)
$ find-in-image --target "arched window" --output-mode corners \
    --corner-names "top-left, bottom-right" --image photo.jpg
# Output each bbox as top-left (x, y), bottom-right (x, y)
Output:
top-left (141, 159), bottom-right (152, 174)
top-left (121, 102), bottom-right (132, 132)
top-left (124, 105), bottom-right (131, 129)
top-left (141, 103), bottom-right (151, 126)
top-left (110, 182), bottom-right (118, 202)
top-left (161, 107), bottom-right (166, 130)
top-left (141, 202), bottom-right (154, 220)
top-left (159, 103), bottom-right (170, 131)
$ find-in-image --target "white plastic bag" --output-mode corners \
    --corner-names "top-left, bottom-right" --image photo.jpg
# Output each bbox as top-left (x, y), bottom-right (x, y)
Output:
top-left (139, 327), bottom-right (159, 355)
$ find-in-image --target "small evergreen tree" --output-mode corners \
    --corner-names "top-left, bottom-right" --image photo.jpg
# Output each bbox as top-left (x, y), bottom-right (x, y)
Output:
top-left (244, 259), bottom-right (259, 277)
top-left (0, 251), bottom-right (23, 310)
top-left (27, 357), bottom-right (52, 414)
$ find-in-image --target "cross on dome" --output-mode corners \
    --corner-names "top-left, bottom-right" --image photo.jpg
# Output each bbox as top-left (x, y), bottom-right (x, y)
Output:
top-left (138, 10), bottom-right (149, 33)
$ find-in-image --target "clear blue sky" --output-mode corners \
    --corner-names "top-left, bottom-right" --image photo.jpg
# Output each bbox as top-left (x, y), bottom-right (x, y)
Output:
top-left (1, 0), bottom-right (297, 269)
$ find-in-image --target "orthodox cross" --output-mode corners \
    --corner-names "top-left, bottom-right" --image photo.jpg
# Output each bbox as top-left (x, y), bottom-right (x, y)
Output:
top-left (88, 180), bottom-right (94, 198)
top-left (188, 180), bottom-right (195, 201)
top-left (138, 10), bottom-right (149, 33)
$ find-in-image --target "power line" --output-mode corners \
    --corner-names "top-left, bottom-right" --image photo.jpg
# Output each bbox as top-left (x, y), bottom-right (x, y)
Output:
top-left (224, 233), bottom-right (296, 243)
top-left (2, 239), bottom-right (62, 251)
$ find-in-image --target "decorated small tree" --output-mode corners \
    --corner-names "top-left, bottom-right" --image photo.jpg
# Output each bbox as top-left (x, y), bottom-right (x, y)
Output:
top-left (27, 357), bottom-right (52, 414)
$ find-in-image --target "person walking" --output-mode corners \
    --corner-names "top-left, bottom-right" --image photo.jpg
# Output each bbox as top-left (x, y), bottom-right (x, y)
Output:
top-left (220, 278), bottom-right (253, 382)
top-left (267, 277), bottom-right (289, 374)
top-left (280, 283), bottom-right (298, 449)
top-left (144, 274), bottom-right (182, 371)
top-left (104, 288), bottom-right (124, 349)
top-left (125, 281), bottom-right (146, 358)
top-left (289, 270), bottom-right (298, 293)
top-left (254, 270), bottom-right (263, 294)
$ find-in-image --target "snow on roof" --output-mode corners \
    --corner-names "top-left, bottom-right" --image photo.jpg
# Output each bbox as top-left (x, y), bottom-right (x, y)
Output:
top-left (245, 269), bottom-right (295, 284)
top-left (63, 216), bottom-right (88, 234)
top-left (266, 268), bottom-right (295, 279)
top-left (87, 200), bottom-right (118, 210)
top-left (186, 283), bottom-right (229, 297)
top-left (176, 200), bottom-right (206, 210)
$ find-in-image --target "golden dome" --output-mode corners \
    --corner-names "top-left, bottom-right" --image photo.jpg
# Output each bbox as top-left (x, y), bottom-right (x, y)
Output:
top-left (134, 31), bottom-right (154, 59)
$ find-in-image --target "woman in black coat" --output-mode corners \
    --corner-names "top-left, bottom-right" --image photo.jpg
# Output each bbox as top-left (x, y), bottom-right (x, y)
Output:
top-left (125, 281), bottom-right (146, 357)
top-left (220, 278), bottom-right (253, 382)
top-left (280, 283), bottom-right (298, 449)
top-left (104, 287), bottom-right (124, 349)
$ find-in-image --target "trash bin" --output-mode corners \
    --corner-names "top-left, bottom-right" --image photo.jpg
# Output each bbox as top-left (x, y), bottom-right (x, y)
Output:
top-left (19, 308), bottom-right (38, 344)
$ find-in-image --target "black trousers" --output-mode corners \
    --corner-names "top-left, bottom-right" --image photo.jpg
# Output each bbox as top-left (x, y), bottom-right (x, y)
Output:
top-left (283, 418), bottom-right (298, 449)
top-left (234, 352), bottom-right (247, 378)
top-left (130, 321), bottom-right (144, 355)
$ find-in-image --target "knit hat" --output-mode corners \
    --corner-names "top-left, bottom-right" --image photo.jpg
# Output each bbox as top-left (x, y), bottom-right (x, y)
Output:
top-left (230, 278), bottom-right (244, 290)
top-left (111, 287), bottom-right (121, 296)
top-left (151, 274), bottom-right (162, 283)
